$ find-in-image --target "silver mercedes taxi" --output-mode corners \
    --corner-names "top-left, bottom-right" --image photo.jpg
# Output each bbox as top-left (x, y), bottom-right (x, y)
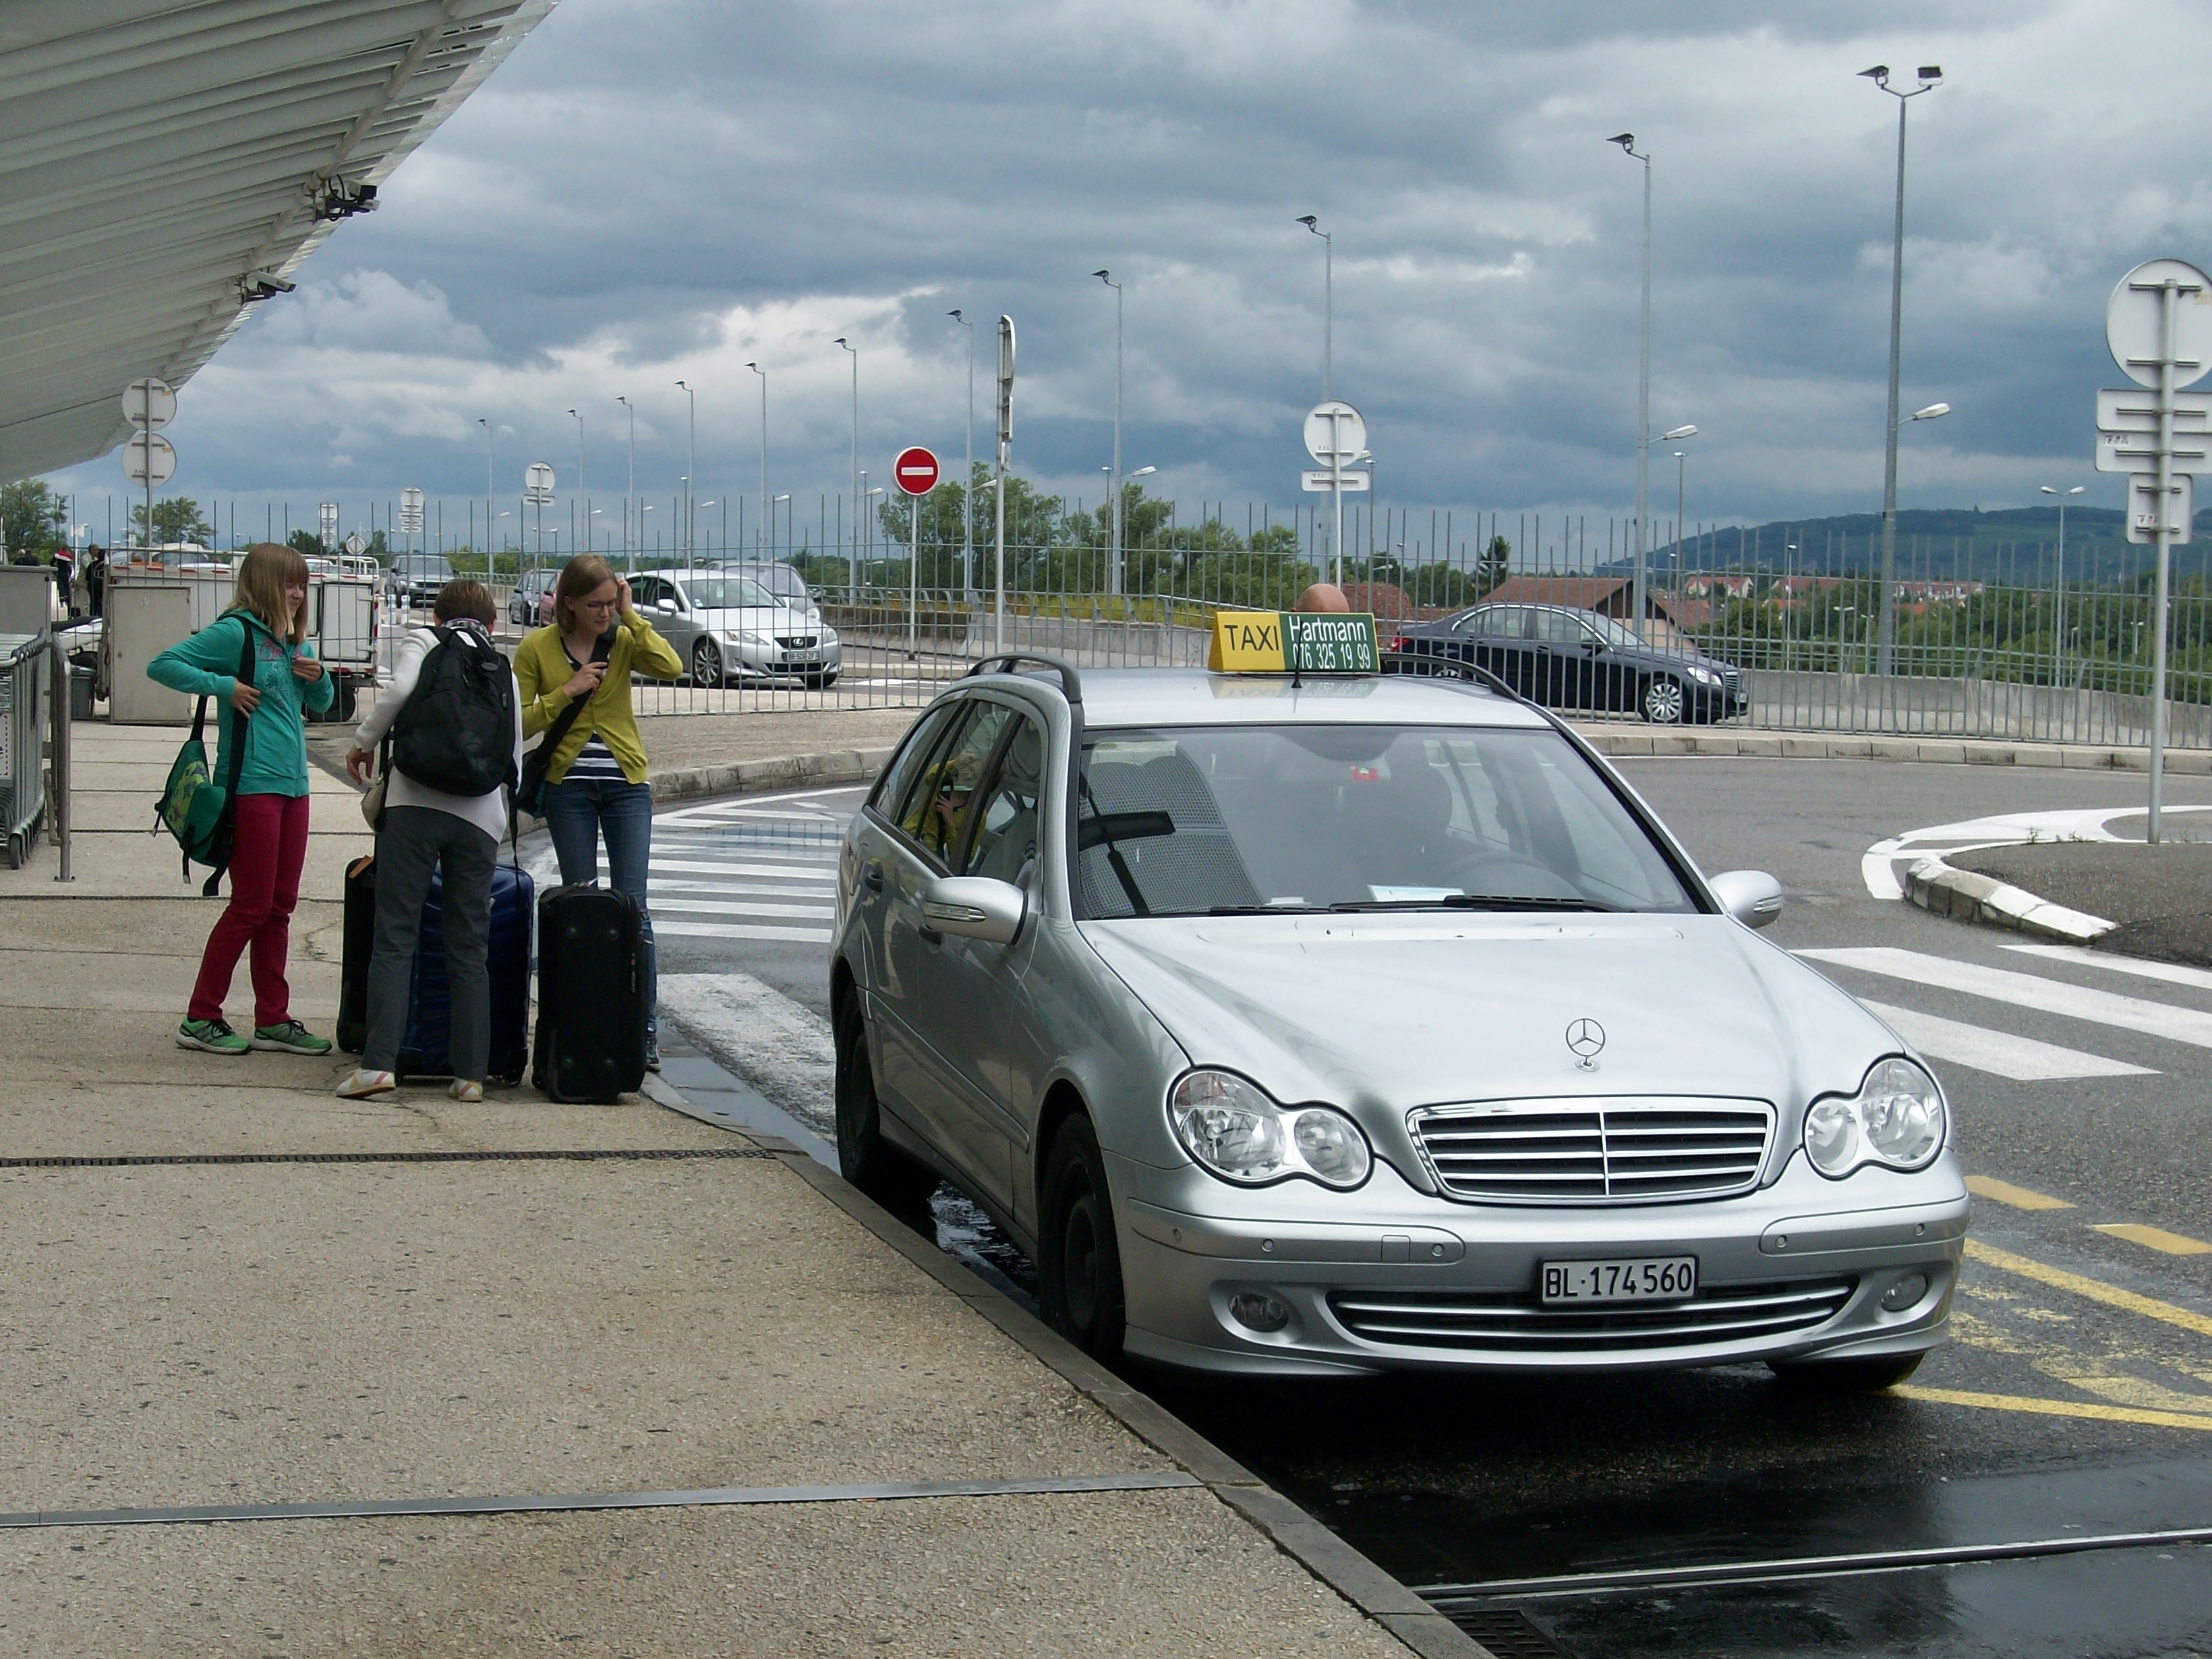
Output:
top-left (831, 656), bottom-right (1966, 1385)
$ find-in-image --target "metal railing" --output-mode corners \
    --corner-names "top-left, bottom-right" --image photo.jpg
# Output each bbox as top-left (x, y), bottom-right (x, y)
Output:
top-left (400, 494), bottom-right (2212, 745)
top-left (0, 633), bottom-right (50, 868)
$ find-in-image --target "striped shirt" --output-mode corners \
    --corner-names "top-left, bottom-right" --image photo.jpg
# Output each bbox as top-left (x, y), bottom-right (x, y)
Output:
top-left (561, 645), bottom-right (629, 780)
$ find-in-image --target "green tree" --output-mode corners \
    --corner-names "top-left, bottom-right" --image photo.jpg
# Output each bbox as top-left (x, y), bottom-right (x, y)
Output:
top-left (1477, 533), bottom-right (1511, 595)
top-left (129, 496), bottom-right (214, 548)
top-left (0, 479), bottom-right (66, 559)
top-left (286, 529), bottom-right (322, 557)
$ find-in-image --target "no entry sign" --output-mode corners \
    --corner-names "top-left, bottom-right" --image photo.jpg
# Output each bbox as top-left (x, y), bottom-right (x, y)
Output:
top-left (894, 446), bottom-right (939, 496)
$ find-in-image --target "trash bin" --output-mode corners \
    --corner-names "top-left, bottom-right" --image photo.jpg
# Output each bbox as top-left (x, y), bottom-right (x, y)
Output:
top-left (69, 664), bottom-right (93, 722)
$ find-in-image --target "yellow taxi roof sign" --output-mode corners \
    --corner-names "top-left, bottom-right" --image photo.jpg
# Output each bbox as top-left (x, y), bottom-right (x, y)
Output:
top-left (1209, 610), bottom-right (1380, 674)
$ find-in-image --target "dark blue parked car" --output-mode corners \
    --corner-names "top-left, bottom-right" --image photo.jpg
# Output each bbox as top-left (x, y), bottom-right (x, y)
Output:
top-left (1386, 602), bottom-right (1747, 724)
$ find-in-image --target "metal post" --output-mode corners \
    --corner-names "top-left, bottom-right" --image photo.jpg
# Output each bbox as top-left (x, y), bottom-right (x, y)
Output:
top-left (952, 311), bottom-right (974, 597)
top-left (837, 339), bottom-right (858, 597)
top-left (908, 492), bottom-right (920, 659)
top-left (569, 409), bottom-right (584, 569)
top-left (676, 380), bottom-right (695, 580)
top-left (616, 395), bottom-right (635, 567)
top-left (1878, 97), bottom-right (1907, 676)
top-left (481, 418), bottom-right (493, 568)
top-left (48, 636), bottom-right (70, 882)
top-left (749, 362), bottom-right (767, 560)
top-left (1095, 273), bottom-right (1124, 600)
top-left (2151, 279), bottom-right (2176, 843)
top-left (1635, 147), bottom-right (1651, 640)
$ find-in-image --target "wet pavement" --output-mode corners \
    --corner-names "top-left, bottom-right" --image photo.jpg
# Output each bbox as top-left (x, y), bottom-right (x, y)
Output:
top-left (652, 761), bottom-right (2212, 1659)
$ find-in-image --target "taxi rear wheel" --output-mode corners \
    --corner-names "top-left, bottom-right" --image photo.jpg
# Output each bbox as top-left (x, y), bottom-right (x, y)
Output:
top-left (1041, 1115), bottom-right (1126, 1362)
top-left (834, 1010), bottom-right (938, 1210)
top-left (1768, 1352), bottom-right (1924, 1393)
top-left (1639, 674), bottom-right (1687, 724)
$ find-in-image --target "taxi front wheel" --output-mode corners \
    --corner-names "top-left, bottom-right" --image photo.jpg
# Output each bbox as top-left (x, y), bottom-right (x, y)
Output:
top-left (1768, 1352), bottom-right (1924, 1393)
top-left (834, 1011), bottom-right (939, 1210)
top-left (1041, 1115), bottom-right (1126, 1362)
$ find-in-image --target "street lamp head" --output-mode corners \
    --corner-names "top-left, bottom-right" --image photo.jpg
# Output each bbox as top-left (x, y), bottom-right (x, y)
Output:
top-left (834, 337), bottom-right (852, 352)
top-left (1130, 466), bottom-right (1157, 479)
top-left (1859, 65), bottom-right (1890, 84)
top-left (773, 494), bottom-right (790, 503)
top-left (1672, 450), bottom-right (1685, 459)
top-left (1092, 268), bottom-right (1111, 282)
top-left (1917, 65), bottom-right (1942, 82)
top-left (1911, 402), bottom-right (1950, 420)
top-left (1662, 424), bottom-right (1698, 440)
top-left (948, 309), bottom-right (964, 322)
top-left (1296, 214), bottom-right (1318, 230)
top-left (1607, 132), bottom-right (1635, 150)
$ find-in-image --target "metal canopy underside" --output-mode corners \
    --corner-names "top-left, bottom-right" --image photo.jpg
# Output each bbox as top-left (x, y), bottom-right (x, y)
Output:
top-left (0, 0), bottom-right (557, 484)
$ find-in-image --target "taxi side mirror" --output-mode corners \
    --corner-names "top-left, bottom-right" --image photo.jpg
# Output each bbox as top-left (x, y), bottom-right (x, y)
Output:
top-left (1710, 869), bottom-right (1784, 929)
top-left (921, 875), bottom-right (1025, 945)
top-left (656, 596), bottom-right (678, 613)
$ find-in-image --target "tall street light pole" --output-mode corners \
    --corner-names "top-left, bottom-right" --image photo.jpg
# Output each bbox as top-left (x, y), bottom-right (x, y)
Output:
top-left (747, 361), bottom-right (768, 559)
top-left (1862, 63), bottom-right (1942, 676)
top-left (1093, 270), bottom-right (1125, 599)
top-left (1297, 216), bottom-right (1335, 575)
top-left (1608, 134), bottom-right (1654, 638)
top-left (567, 408), bottom-right (584, 573)
top-left (948, 310), bottom-right (976, 598)
top-left (616, 395), bottom-right (635, 569)
top-left (836, 337), bottom-right (858, 597)
top-left (2040, 482), bottom-right (2084, 692)
top-left (674, 379), bottom-right (696, 577)
top-left (479, 417), bottom-right (494, 566)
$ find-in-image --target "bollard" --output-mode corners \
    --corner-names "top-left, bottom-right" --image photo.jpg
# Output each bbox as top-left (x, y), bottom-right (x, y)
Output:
top-left (48, 634), bottom-right (70, 882)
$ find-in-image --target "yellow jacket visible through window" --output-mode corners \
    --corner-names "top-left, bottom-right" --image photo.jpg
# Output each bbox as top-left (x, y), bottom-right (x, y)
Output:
top-left (514, 612), bottom-right (684, 786)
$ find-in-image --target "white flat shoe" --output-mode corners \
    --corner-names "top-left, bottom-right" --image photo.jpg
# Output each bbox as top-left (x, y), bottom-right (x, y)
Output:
top-left (336, 1069), bottom-right (396, 1099)
top-left (448, 1080), bottom-right (484, 1103)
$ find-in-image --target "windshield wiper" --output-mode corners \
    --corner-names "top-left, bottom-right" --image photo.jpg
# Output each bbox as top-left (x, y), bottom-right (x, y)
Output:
top-left (1205, 903), bottom-right (1331, 916)
top-left (1327, 894), bottom-right (1621, 913)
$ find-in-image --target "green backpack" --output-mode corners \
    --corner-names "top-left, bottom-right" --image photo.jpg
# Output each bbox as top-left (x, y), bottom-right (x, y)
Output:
top-left (155, 622), bottom-right (256, 896)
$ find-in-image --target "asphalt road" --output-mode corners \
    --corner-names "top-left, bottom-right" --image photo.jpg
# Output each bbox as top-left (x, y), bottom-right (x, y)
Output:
top-left (643, 758), bottom-right (2212, 1659)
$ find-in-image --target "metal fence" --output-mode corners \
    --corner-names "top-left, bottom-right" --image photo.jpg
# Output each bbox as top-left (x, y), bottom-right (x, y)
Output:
top-left (0, 633), bottom-right (50, 867)
top-left (421, 489), bottom-right (2212, 745)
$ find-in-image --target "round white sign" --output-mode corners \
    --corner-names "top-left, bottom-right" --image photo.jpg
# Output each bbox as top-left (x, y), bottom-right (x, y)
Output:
top-left (1304, 400), bottom-right (1367, 467)
top-left (122, 378), bottom-right (176, 431)
top-left (2107, 258), bottom-right (2212, 390)
top-left (343, 532), bottom-right (367, 557)
top-left (525, 462), bottom-right (555, 492)
top-left (121, 431), bottom-right (176, 486)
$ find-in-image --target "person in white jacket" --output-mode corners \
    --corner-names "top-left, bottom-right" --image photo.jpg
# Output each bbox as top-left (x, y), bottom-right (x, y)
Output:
top-left (337, 579), bottom-right (523, 1102)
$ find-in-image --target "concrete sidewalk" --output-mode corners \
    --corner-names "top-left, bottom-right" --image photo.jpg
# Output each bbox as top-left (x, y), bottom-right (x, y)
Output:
top-left (0, 718), bottom-right (1467, 1657)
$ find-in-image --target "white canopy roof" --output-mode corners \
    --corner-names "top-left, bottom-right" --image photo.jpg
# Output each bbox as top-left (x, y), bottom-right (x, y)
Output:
top-left (0, 0), bottom-right (558, 483)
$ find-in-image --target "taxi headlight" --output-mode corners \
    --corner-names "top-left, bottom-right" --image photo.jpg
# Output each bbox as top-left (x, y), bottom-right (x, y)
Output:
top-left (1803, 1057), bottom-right (1946, 1178)
top-left (1687, 663), bottom-right (1720, 685)
top-left (1169, 1070), bottom-right (1370, 1190)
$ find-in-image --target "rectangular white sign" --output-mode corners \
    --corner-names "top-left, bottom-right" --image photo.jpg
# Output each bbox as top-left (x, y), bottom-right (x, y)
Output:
top-left (1300, 469), bottom-right (1372, 492)
top-left (2098, 429), bottom-right (2212, 473)
top-left (2128, 471), bottom-right (2192, 544)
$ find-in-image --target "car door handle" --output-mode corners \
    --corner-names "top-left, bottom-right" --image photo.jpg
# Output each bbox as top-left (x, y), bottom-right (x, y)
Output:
top-left (862, 862), bottom-right (884, 892)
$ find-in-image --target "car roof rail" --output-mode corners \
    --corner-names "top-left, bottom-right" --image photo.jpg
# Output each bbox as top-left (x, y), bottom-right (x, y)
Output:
top-left (1378, 649), bottom-right (1521, 705)
top-left (964, 652), bottom-right (1083, 707)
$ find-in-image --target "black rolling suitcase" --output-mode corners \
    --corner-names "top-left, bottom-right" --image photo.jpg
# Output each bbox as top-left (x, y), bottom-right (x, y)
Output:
top-left (337, 854), bottom-right (535, 1083)
top-left (532, 884), bottom-right (647, 1102)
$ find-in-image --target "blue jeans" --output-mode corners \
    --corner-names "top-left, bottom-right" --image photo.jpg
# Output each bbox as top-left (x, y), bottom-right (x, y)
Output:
top-left (541, 775), bottom-right (657, 1053)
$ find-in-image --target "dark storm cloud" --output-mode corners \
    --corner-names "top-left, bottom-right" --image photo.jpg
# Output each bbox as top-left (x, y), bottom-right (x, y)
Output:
top-left (51, 0), bottom-right (2211, 535)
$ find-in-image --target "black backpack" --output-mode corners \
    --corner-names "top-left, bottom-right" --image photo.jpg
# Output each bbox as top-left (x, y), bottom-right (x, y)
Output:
top-left (391, 625), bottom-right (517, 797)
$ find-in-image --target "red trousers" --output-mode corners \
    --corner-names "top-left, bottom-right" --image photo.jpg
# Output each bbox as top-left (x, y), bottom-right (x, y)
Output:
top-left (187, 792), bottom-right (311, 1028)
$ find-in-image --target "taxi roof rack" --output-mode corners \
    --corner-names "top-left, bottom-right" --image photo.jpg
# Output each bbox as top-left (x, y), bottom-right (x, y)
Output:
top-left (1378, 649), bottom-right (1522, 704)
top-left (965, 651), bottom-right (1083, 707)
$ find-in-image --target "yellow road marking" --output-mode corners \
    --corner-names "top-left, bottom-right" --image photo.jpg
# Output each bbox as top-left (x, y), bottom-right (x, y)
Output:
top-left (1897, 1384), bottom-right (2212, 1432)
top-left (1967, 1239), bottom-right (2212, 1338)
top-left (1965, 1175), bottom-right (2074, 1211)
top-left (2095, 1223), bottom-right (2212, 1257)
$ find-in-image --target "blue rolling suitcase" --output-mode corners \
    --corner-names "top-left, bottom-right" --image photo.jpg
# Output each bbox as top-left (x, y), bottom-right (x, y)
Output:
top-left (401, 862), bottom-right (534, 1084)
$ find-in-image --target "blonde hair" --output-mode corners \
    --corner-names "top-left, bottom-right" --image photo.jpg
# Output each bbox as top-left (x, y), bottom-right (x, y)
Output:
top-left (553, 553), bottom-right (618, 632)
top-left (231, 543), bottom-right (310, 644)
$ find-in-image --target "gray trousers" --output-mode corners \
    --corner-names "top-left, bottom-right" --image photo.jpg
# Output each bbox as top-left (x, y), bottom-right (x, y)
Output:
top-left (363, 806), bottom-right (500, 1082)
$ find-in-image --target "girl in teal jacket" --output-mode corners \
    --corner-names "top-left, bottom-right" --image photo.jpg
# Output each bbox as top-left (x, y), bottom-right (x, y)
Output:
top-left (148, 543), bottom-right (336, 1057)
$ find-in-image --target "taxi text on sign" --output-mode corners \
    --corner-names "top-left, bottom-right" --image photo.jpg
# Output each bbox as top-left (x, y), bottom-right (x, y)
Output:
top-left (1208, 611), bottom-right (1380, 673)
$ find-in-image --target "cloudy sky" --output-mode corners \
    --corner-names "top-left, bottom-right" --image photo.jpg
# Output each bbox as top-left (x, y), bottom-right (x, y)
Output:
top-left (47, 0), bottom-right (2212, 552)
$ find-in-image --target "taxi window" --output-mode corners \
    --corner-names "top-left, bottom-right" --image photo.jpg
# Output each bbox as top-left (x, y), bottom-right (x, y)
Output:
top-left (1075, 724), bottom-right (1694, 918)
top-left (960, 716), bottom-right (1044, 881)
top-left (902, 702), bottom-right (1014, 866)
top-left (871, 704), bottom-right (961, 820)
top-left (1530, 608), bottom-right (1592, 645)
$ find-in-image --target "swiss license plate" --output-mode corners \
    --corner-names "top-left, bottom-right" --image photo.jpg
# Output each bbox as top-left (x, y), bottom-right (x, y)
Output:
top-left (1541, 1256), bottom-right (1697, 1306)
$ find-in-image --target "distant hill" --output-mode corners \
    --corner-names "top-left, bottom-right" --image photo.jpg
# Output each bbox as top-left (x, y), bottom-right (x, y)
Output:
top-left (1639, 505), bottom-right (2212, 586)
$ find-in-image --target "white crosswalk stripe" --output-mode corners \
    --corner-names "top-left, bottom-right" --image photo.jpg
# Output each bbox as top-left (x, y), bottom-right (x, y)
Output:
top-left (604, 790), bottom-right (848, 945)
top-left (1854, 999), bottom-right (2154, 1081)
top-left (2005, 942), bottom-right (2212, 997)
top-left (1801, 944), bottom-right (2212, 1058)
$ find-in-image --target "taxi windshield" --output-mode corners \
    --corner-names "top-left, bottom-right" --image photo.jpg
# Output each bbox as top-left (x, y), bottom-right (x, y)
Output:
top-left (681, 575), bottom-right (778, 610)
top-left (1076, 724), bottom-right (1697, 919)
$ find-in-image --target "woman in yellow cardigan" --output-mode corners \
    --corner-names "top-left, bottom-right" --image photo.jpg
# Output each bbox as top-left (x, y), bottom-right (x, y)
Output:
top-left (517, 554), bottom-right (685, 1068)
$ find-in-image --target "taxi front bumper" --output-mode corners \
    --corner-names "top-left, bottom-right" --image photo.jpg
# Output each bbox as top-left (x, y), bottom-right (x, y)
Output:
top-left (1111, 1149), bottom-right (1967, 1377)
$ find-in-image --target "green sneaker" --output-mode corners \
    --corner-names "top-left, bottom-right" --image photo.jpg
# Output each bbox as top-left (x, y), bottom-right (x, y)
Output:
top-left (251, 1020), bottom-right (334, 1056)
top-left (177, 1017), bottom-right (250, 1055)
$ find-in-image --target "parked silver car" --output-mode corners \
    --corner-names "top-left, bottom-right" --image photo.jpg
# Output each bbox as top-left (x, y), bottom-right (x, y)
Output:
top-left (833, 658), bottom-right (1965, 1385)
top-left (631, 568), bottom-right (842, 687)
